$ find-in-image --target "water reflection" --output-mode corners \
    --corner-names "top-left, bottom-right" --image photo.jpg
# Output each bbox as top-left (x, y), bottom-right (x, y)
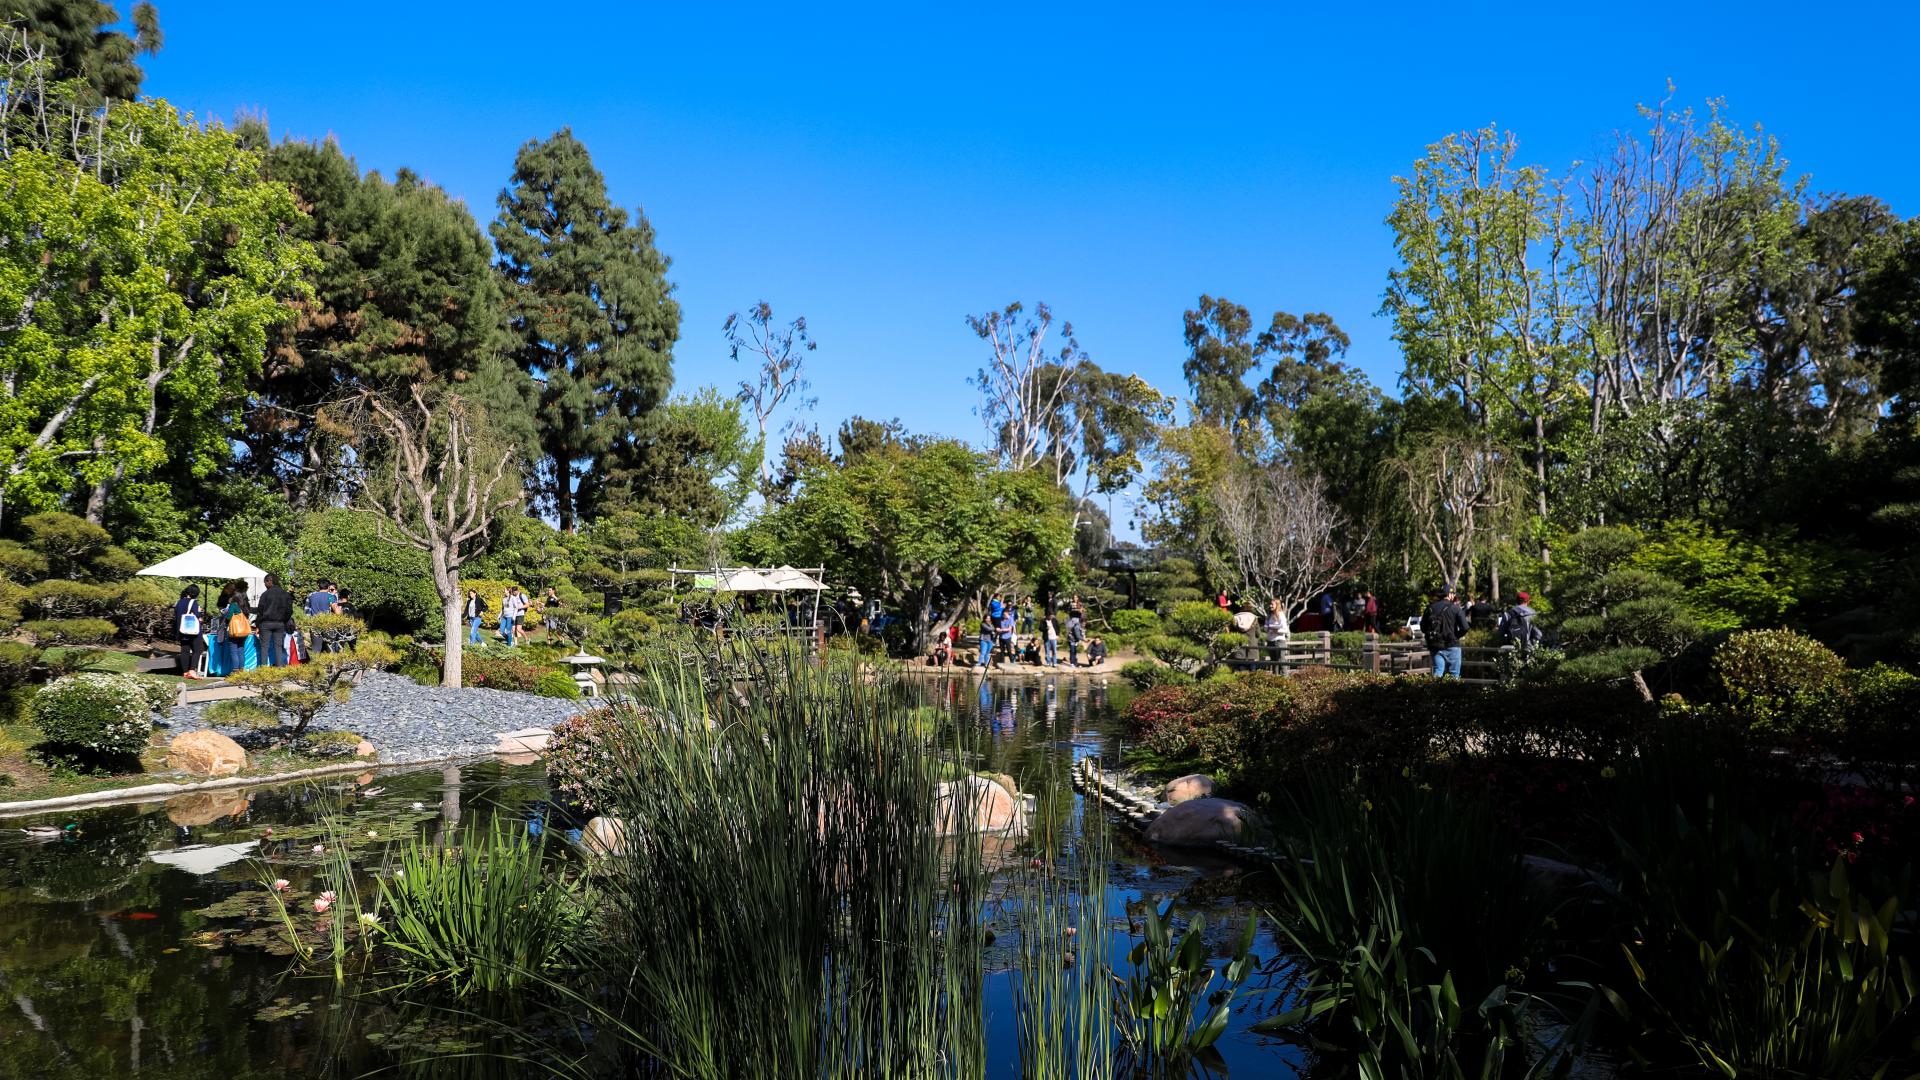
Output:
top-left (0, 680), bottom-right (1298, 1079)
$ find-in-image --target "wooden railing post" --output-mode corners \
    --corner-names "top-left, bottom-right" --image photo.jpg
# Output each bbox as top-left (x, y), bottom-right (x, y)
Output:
top-left (1365, 631), bottom-right (1380, 674)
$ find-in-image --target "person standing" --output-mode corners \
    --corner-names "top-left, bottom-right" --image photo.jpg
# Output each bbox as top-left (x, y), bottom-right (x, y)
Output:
top-left (1042, 612), bottom-right (1059, 667)
top-left (989, 593), bottom-right (1004, 622)
top-left (542, 586), bottom-right (563, 636)
top-left (1264, 598), bottom-right (1290, 662)
top-left (1362, 591), bottom-right (1379, 633)
top-left (1066, 612), bottom-right (1084, 667)
top-left (1497, 591), bottom-right (1541, 653)
top-left (304, 580), bottom-right (338, 618)
top-left (465, 589), bottom-right (486, 645)
top-left (499, 587), bottom-right (520, 646)
top-left (976, 614), bottom-right (995, 670)
top-left (255, 574), bottom-right (295, 667)
top-left (174, 585), bottom-right (205, 679)
top-left (1020, 597), bottom-right (1034, 636)
top-left (1423, 587), bottom-right (1470, 679)
top-left (218, 581), bottom-right (254, 676)
top-left (1317, 591), bottom-right (1334, 629)
top-left (997, 606), bottom-right (1016, 666)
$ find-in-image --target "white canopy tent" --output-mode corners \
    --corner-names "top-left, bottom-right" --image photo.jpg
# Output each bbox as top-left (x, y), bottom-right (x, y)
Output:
top-left (667, 565), bottom-right (829, 631)
top-left (135, 542), bottom-right (269, 584)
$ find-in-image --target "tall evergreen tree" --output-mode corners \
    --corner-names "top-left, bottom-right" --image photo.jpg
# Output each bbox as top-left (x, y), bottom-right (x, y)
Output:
top-left (3, 0), bottom-right (160, 101)
top-left (491, 129), bottom-right (679, 531)
top-left (247, 133), bottom-right (531, 507)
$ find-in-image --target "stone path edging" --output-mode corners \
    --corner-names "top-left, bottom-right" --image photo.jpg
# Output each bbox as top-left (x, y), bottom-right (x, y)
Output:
top-left (0, 751), bottom-right (492, 819)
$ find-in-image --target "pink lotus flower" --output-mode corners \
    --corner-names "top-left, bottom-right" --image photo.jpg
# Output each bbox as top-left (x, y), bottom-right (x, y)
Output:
top-left (312, 898), bottom-right (332, 913)
top-left (320, 890), bottom-right (338, 903)
top-left (312, 844), bottom-right (325, 854)
top-left (272, 879), bottom-right (290, 892)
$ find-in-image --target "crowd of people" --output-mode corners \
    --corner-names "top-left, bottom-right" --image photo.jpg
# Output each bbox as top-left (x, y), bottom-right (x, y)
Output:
top-left (171, 575), bottom-right (358, 679)
top-left (464, 585), bottom-right (562, 647)
top-left (923, 594), bottom-right (1110, 670)
top-left (1420, 587), bottom-right (1540, 679)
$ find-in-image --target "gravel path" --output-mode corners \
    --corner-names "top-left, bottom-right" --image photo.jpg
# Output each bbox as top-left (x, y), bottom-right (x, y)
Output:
top-left (164, 670), bottom-right (586, 761)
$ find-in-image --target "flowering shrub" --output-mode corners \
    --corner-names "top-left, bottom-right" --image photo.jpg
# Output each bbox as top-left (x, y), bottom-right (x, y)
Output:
top-left (31, 672), bottom-right (154, 756)
top-left (1711, 628), bottom-right (1846, 737)
top-left (462, 653), bottom-right (544, 692)
top-left (1126, 667), bottom-right (1654, 800)
top-left (1794, 784), bottom-right (1919, 871)
top-left (546, 705), bottom-right (632, 811)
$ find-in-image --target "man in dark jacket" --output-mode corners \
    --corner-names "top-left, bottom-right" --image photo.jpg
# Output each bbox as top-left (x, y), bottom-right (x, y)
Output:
top-left (1497, 591), bottom-right (1541, 652)
top-left (256, 574), bottom-right (297, 667)
top-left (1422, 588), bottom-right (1470, 679)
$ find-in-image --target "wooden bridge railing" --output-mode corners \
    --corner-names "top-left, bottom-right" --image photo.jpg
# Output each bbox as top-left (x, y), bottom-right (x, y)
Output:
top-left (1222, 631), bottom-right (1512, 686)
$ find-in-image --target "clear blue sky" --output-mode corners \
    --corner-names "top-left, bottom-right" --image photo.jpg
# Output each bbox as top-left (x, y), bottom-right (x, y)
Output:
top-left (145, 1), bottom-right (1920, 472)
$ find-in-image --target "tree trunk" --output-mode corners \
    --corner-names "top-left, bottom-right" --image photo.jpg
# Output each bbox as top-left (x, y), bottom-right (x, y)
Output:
top-left (1630, 667), bottom-right (1654, 703)
top-left (555, 467), bottom-right (575, 533)
top-left (1533, 412), bottom-right (1552, 580)
top-left (437, 561), bottom-right (463, 689)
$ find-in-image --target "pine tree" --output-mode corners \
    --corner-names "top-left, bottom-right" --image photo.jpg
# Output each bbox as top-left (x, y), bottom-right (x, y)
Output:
top-left (490, 129), bottom-right (679, 531)
top-left (3, 0), bottom-right (161, 101)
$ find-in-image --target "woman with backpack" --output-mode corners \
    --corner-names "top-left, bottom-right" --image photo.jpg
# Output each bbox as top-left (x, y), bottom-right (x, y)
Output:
top-left (174, 585), bottom-right (206, 679)
top-left (216, 580), bottom-right (254, 676)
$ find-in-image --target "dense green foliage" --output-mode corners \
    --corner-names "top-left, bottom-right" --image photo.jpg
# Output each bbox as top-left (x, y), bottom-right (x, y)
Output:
top-left (29, 671), bottom-right (151, 755)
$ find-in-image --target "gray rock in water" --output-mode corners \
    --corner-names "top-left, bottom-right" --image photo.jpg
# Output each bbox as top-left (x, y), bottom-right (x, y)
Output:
top-left (1144, 797), bottom-right (1266, 848)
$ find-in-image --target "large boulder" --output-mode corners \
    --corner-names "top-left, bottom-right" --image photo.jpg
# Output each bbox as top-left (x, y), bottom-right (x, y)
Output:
top-left (1162, 774), bottom-right (1215, 805)
top-left (1145, 797), bottom-right (1264, 848)
top-left (934, 775), bottom-right (1025, 836)
top-left (582, 815), bottom-right (628, 856)
top-left (166, 730), bottom-right (247, 778)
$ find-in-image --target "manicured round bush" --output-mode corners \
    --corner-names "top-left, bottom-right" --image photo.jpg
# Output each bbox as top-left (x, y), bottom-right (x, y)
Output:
top-left (24, 579), bottom-right (118, 620)
top-left (1120, 658), bottom-right (1192, 691)
top-left (31, 673), bottom-right (154, 756)
top-left (0, 641), bottom-right (35, 689)
top-left (202, 697), bottom-right (281, 730)
top-left (131, 674), bottom-right (178, 712)
top-left (533, 669), bottom-right (582, 700)
top-left (22, 618), bottom-right (119, 645)
top-left (302, 730), bottom-right (366, 757)
top-left (1711, 628), bottom-right (1847, 737)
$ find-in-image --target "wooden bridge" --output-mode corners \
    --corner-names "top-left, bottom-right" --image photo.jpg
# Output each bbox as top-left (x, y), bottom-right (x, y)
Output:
top-left (1221, 631), bottom-right (1516, 686)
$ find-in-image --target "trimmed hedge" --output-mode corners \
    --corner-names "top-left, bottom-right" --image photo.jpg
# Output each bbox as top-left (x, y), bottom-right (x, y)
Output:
top-left (23, 618), bottom-right (119, 645)
top-left (462, 653), bottom-right (544, 692)
top-left (1711, 628), bottom-right (1846, 737)
top-left (533, 669), bottom-right (581, 700)
top-left (31, 672), bottom-right (155, 756)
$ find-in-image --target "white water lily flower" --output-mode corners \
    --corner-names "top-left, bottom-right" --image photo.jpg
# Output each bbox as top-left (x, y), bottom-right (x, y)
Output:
top-left (358, 912), bottom-right (381, 927)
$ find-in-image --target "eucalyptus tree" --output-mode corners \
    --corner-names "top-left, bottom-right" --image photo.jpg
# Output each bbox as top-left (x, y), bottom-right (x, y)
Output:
top-left (725, 300), bottom-right (817, 491)
top-left (1384, 125), bottom-right (1582, 567)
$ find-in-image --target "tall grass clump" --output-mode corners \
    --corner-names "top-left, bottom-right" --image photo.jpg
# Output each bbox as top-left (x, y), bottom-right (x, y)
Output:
top-left (1012, 759), bottom-right (1115, 1080)
top-left (565, 641), bottom-right (988, 1079)
top-left (378, 816), bottom-right (587, 997)
top-left (1260, 778), bottom-right (1576, 1077)
top-left (1606, 732), bottom-right (1918, 1077)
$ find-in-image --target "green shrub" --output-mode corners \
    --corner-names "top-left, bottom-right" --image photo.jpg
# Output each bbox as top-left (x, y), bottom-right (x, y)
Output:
top-left (533, 669), bottom-right (581, 699)
top-left (1838, 664), bottom-right (1920, 787)
top-left (1107, 608), bottom-right (1163, 645)
top-left (0, 641), bottom-right (35, 689)
top-left (130, 674), bottom-right (177, 712)
top-left (302, 730), bottom-right (366, 758)
top-left (24, 579), bottom-right (118, 620)
top-left (1119, 658), bottom-right (1192, 691)
top-left (108, 580), bottom-right (177, 639)
top-left (30, 672), bottom-right (155, 756)
top-left (296, 613), bottom-right (367, 654)
top-left (23, 618), bottom-right (119, 645)
top-left (0, 576), bottom-right (24, 630)
top-left (1712, 628), bottom-right (1847, 737)
top-left (587, 607), bottom-right (658, 655)
top-left (0, 538), bottom-right (48, 581)
top-left (202, 698), bottom-right (281, 730)
top-left (295, 509), bottom-right (439, 633)
top-left (19, 512), bottom-right (130, 580)
top-left (462, 653), bottom-right (543, 692)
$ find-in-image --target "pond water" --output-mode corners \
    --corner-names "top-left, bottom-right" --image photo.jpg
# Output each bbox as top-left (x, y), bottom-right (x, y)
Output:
top-left (0, 676), bottom-right (1304, 1079)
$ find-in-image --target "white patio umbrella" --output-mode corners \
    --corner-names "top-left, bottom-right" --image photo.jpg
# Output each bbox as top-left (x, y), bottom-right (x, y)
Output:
top-left (135, 542), bottom-right (268, 583)
top-left (710, 567), bottom-right (779, 592)
top-left (764, 565), bottom-right (825, 590)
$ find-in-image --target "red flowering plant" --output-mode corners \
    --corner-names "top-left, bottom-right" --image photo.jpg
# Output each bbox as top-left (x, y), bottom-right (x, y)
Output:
top-left (1795, 783), bottom-right (1920, 871)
